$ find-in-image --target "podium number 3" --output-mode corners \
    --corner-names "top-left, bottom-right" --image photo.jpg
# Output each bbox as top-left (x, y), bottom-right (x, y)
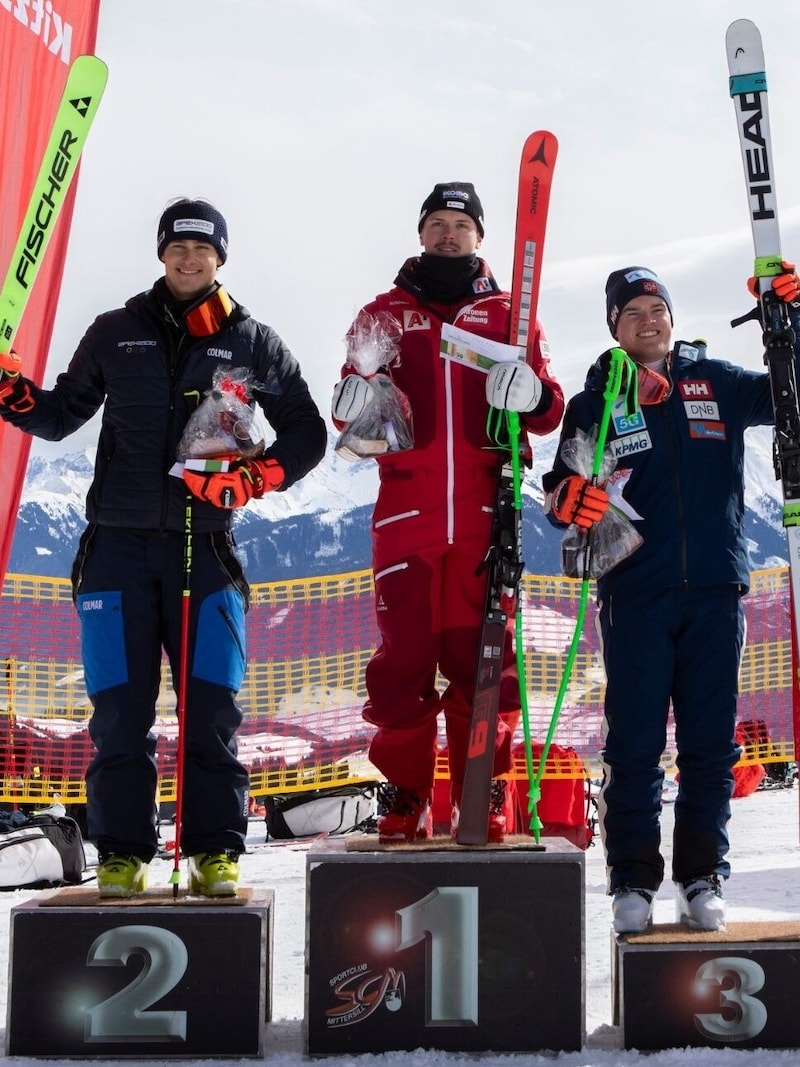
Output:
top-left (84, 925), bottom-right (188, 1043)
top-left (395, 887), bottom-right (479, 1026)
top-left (694, 956), bottom-right (767, 1041)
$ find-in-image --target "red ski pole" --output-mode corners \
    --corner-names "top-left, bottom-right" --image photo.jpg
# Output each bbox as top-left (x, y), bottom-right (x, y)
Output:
top-left (169, 493), bottom-right (193, 898)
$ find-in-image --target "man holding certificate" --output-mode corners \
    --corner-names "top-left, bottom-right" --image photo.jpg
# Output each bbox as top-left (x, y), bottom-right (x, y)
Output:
top-left (332, 181), bottom-right (564, 843)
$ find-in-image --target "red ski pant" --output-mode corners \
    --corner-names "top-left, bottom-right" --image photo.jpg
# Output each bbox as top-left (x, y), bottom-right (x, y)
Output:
top-left (363, 545), bottom-right (518, 799)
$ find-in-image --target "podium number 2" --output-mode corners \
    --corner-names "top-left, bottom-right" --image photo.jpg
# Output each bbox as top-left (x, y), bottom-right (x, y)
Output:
top-left (395, 887), bottom-right (479, 1026)
top-left (84, 925), bottom-right (188, 1043)
top-left (694, 956), bottom-right (767, 1042)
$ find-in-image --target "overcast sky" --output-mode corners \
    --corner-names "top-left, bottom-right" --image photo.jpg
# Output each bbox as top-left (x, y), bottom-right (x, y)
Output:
top-left (33, 0), bottom-right (800, 458)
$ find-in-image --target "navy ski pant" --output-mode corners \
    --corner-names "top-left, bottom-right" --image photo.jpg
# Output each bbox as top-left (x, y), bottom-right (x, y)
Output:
top-left (596, 585), bottom-right (744, 892)
top-left (72, 525), bottom-right (250, 861)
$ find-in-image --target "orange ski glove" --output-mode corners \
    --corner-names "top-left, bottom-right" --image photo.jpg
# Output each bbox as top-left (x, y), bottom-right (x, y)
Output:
top-left (747, 259), bottom-right (800, 303)
top-left (549, 475), bottom-right (610, 530)
top-left (183, 457), bottom-right (284, 509)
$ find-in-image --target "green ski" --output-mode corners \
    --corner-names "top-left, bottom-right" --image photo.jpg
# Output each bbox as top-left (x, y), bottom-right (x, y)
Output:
top-left (0, 53), bottom-right (108, 358)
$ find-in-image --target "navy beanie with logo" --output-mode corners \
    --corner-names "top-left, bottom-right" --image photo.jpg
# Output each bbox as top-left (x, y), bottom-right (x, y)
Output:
top-left (417, 182), bottom-right (485, 236)
top-left (605, 266), bottom-right (673, 337)
top-left (157, 200), bottom-right (229, 263)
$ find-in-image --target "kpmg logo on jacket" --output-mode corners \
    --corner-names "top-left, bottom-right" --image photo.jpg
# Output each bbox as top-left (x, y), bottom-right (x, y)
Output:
top-left (611, 431), bottom-right (651, 458)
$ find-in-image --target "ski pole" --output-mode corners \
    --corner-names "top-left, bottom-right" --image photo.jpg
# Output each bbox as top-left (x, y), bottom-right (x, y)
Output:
top-left (527, 346), bottom-right (633, 842)
top-left (170, 491), bottom-right (193, 898)
top-left (502, 408), bottom-right (539, 822)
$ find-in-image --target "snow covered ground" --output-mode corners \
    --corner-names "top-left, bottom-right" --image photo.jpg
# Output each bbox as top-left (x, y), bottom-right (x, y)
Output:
top-left (0, 784), bottom-right (798, 1066)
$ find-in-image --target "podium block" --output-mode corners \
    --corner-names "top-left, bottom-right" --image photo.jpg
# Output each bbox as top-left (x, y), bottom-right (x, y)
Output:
top-left (305, 836), bottom-right (584, 1055)
top-left (613, 920), bottom-right (800, 1050)
top-left (6, 886), bottom-right (273, 1058)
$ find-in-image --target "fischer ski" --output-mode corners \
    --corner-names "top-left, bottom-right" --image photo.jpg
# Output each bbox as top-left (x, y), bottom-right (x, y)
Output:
top-left (0, 53), bottom-right (108, 360)
top-left (456, 131), bottom-right (558, 845)
top-left (726, 22), bottom-right (800, 682)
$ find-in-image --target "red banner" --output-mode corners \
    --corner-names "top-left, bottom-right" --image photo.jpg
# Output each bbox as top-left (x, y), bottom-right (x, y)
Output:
top-left (0, 0), bottom-right (102, 580)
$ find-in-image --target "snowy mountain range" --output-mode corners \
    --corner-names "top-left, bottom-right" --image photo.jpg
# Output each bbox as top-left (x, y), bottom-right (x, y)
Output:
top-left (8, 427), bottom-right (790, 582)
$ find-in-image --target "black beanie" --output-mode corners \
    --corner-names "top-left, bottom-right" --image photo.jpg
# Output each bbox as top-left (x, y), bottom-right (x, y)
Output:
top-left (157, 200), bottom-right (228, 263)
top-left (605, 266), bottom-right (673, 337)
top-left (417, 182), bottom-right (485, 236)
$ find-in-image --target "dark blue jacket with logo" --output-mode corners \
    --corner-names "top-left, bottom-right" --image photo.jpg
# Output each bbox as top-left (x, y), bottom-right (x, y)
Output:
top-left (0, 283), bottom-right (326, 533)
top-left (542, 323), bottom-right (800, 596)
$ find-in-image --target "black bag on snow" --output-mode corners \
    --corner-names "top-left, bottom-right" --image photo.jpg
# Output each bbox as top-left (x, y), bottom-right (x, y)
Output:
top-left (265, 784), bottom-right (377, 840)
top-left (0, 811), bottom-right (87, 888)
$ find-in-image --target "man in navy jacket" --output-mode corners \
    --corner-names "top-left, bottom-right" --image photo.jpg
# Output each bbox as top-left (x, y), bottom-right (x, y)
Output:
top-left (543, 264), bottom-right (800, 933)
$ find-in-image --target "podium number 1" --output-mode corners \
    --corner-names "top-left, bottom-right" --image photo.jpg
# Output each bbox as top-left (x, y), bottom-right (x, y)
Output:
top-left (395, 887), bottom-right (479, 1026)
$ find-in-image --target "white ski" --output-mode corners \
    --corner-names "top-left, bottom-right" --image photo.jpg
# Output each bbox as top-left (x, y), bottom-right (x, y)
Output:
top-left (726, 20), bottom-right (800, 675)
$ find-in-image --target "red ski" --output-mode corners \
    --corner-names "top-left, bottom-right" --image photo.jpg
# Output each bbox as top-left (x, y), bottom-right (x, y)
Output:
top-left (456, 131), bottom-right (558, 845)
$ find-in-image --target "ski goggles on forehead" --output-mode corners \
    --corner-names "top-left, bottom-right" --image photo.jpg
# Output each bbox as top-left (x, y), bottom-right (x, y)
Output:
top-left (184, 285), bottom-right (233, 337)
top-left (634, 362), bottom-right (672, 406)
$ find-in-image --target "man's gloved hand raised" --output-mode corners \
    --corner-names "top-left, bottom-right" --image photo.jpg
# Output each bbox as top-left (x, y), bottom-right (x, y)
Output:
top-left (331, 375), bottom-right (375, 423)
top-left (485, 361), bottom-right (542, 413)
top-left (183, 456), bottom-right (285, 509)
top-left (0, 351), bottom-right (22, 377)
top-left (549, 475), bottom-right (610, 530)
top-left (0, 350), bottom-right (35, 413)
top-left (747, 260), bottom-right (800, 304)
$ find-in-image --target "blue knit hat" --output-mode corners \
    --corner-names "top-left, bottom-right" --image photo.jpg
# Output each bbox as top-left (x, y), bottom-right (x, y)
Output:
top-left (605, 266), bottom-right (673, 338)
top-left (157, 200), bottom-right (228, 263)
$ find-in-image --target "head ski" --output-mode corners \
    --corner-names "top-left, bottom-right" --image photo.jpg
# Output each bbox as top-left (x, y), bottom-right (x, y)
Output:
top-left (726, 23), bottom-right (800, 711)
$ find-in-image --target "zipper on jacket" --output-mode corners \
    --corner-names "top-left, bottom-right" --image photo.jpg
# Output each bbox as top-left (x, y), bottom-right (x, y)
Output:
top-left (160, 327), bottom-right (190, 531)
top-left (661, 401), bottom-right (690, 584)
top-left (445, 356), bottom-right (455, 544)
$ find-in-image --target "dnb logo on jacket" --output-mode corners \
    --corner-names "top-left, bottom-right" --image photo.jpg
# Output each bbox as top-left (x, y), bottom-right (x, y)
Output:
top-left (679, 380), bottom-right (726, 439)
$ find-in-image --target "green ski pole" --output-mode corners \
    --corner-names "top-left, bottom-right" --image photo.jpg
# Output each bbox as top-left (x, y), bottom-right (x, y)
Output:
top-left (527, 346), bottom-right (634, 841)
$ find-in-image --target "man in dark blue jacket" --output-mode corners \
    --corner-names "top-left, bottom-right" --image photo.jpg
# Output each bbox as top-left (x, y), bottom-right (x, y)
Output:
top-left (543, 264), bottom-right (800, 933)
top-left (0, 198), bottom-right (326, 897)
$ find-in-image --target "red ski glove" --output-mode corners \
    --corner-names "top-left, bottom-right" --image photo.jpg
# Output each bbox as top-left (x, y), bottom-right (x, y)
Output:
top-left (0, 350), bottom-right (34, 413)
top-left (183, 457), bottom-right (285, 509)
top-left (0, 350), bottom-right (22, 377)
top-left (549, 475), bottom-right (609, 530)
top-left (747, 259), bottom-right (800, 303)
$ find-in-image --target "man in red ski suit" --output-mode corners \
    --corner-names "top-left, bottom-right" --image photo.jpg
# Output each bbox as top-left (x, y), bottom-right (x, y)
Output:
top-left (332, 182), bottom-right (564, 843)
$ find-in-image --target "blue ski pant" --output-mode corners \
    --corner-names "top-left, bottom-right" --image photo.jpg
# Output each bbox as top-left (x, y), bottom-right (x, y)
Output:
top-left (596, 585), bottom-right (744, 892)
top-left (72, 524), bottom-right (250, 861)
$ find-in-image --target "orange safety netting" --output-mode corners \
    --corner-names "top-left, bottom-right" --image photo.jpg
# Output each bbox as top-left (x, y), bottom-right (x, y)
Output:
top-left (0, 567), bottom-right (792, 805)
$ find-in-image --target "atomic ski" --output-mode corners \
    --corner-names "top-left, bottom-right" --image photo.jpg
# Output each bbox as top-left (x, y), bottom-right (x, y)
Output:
top-left (726, 22), bottom-right (800, 685)
top-left (456, 131), bottom-right (558, 845)
top-left (0, 53), bottom-right (108, 359)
